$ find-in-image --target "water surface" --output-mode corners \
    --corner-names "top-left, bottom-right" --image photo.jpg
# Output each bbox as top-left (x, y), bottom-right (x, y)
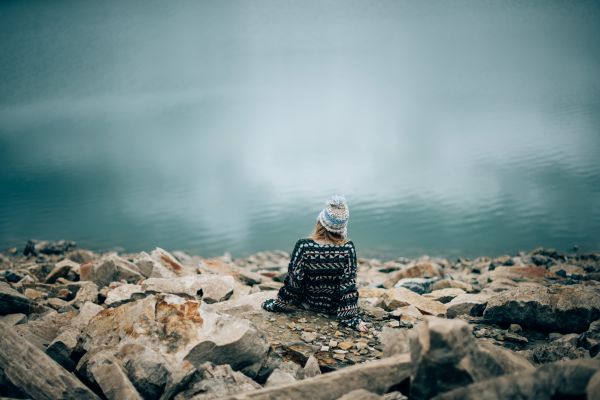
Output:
top-left (1, 1), bottom-right (599, 258)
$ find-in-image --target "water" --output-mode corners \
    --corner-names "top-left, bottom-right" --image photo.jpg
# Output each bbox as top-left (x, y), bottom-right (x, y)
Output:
top-left (1, 1), bottom-right (599, 259)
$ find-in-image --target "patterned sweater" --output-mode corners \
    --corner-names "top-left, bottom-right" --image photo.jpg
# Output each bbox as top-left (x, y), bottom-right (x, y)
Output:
top-left (262, 238), bottom-right (362, 330)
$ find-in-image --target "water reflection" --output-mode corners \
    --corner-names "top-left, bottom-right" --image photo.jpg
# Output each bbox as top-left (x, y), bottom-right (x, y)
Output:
top-left (0, 1), bottom-right (599, 257)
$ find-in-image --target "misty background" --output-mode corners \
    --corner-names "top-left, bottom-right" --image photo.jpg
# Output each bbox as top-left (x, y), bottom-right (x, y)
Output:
top-left (1, 0), bottom-right (599, 258)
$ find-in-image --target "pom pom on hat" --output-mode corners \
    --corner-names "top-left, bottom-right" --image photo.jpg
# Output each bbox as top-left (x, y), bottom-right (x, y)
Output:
top-left (318, 195), bottom-right (349, 236)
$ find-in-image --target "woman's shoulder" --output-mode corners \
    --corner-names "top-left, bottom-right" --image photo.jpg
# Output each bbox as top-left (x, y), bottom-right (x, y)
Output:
top-left (301, 238), bottom-right (356, 249)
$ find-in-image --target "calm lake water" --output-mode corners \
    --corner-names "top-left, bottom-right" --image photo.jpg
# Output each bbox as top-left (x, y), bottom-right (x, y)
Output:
top-left (1, 1), bottom-right (599, 259)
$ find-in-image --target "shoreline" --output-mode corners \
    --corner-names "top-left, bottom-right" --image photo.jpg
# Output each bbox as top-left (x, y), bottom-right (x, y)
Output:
top-left (1, 239), bottom-right (599, 399)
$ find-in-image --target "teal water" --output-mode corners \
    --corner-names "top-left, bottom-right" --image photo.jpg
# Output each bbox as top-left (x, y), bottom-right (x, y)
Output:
top-left (1, 1), bottom-right (599, 258)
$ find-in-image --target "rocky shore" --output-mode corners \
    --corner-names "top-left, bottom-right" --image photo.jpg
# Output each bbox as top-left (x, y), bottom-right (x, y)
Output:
top-left (1, 240), bottom-right (600, 399)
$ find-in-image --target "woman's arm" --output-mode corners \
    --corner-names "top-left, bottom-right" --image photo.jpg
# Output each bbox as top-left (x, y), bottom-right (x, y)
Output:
top-left (262, 239), bottom-right (305, 313)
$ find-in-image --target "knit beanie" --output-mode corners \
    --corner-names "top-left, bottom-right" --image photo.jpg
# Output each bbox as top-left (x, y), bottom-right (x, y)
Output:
top-left (317, 195), bottom-right (349, 237)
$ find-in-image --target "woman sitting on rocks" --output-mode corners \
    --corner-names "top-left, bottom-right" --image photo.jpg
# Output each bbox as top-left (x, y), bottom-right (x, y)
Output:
top-left (262, 195), bottom-right (368, 332)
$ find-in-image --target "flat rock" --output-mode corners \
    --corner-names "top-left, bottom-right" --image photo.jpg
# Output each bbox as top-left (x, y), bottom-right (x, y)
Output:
top-left (483, 284), bottom-right (600, 333)
top-left (432, 279), bottom-right (473, 292)
top-left (337, 389), bottom-right (383, 400)
top-left (383, 287), bottom-right (447, 317)
top-left (383, 261), bottom-right (444, 288)
top-left (87, 350), bottom-right (143, 400)
top-left (174, 362), bottom-right (261, 400)
top-left (446, 293), bottom-right (491, 318)
top-left (104, 283), bottom-right (146, 307)
top-left (142, 275), bottom-right (236, 303)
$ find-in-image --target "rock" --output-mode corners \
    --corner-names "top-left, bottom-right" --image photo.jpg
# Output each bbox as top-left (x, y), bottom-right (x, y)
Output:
top-left (587, 369), bottom-right (600, 400)
top-left (390, 304), bottom-right (423, 325)
top-left (381, 327), bottom-right (411, 357)
top-left (23, 239), bottom-right (76, 256)
top-left (227, 354), bottom-right (411, 400)
top-left (393, 277), bottom-right (436, 294)
top-left (69, 281), bottom-right (99, 306)
top-left (86, 350), bottom-right (143, 400)
top-left (433, 358), bottom-right (600, 400)
top-left (446, 293), bottom-right (491, 318)
top-left (509, 323), bottom-right (522, 333)
top-left (0, 322), bottom-right (100, 400)
top-left (46, 302), bottom-right (103, 369)
top-left (13, 309), bottom-right (77, 350)
top-left (119, 345), bottom-right (171, 399)
top-left (383, 261), bottom-right (444, 288)
top-left (483, 284), bottom-right (600, 333)
top-left (383, 287), bottom-right (447, 317)
top-left (409, 317), bottom-right (533, 400)
top-left (131, 252), bottom-right (156, 277)
top-left (531, 334), bottom-right (587, 363)
top-left (337, 389), bottom-right (383, 400)
top-left (142, 275), bottom-right (236, 303)
top-left (24, 287), bottom-right (46, 300)
top-left (89, 254), bottom-right (145, 288)
top-left (0, 313), bottom-right (27, 326)
top-left (0, 282), bottom-right (33, 315)
top-left (265, 360), bottom-right (300, 387)
top-left (301, 331), bottom-right (318, 343)
top-left (237, 270), bottom-right (264, 286)
top-left (173, 362), bottom-right (261, 400)
top-left (424, 288), bottom-right (466, 303)
top-left (149, 247), bottom-right (194, 278)
top-left (432, 279), bottom-right (473, 293)
top-left (301, 355), bottom-right (321, 379)
top-left (104, 283), bottom-right (146, 307)
top-left (45, 259), bottom-right (80, 283)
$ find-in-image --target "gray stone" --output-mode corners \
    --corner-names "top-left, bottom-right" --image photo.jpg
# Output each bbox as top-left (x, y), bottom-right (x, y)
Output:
top-left (173, 362), bottom-right (261, 400)
top-left (531, 334), bottom-right (587, 363)
top-left (409, 317), bottom-right (533, 400)
top-left (424, 288), bottom-right (466, 303)
top-left (0, 282), bottom-right (33, 315)
top-left (45, 259), bottom-right (80, 283)
top-left (587, 369), bottom-right (600, 400)
top-left (301, 355), bottom-right (321, 379)
top-left (87, 255), bottom-right (145, 288)
top-left (0, 313), bottom-right (27, 326)
top-left (433, 358), bottom-right (600, 400)
top-left (381, 327), bottom-right (411, 357)
top-left (446, 293), bottom-right (490, 318)
top-left (23, 239), bottom-right (76, 256)
top-left (483, 284), bottom-right (600, 333)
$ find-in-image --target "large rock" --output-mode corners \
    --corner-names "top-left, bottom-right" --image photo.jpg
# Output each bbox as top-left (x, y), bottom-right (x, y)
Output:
top-left (79, 294), bottom-right (270, 398)
top-left (83, 254), bottom-right (145, 288)
top-left (529, 334), bottom-right (587, 363)
top-left (383, 287), bottom-right (447, 317)
top-left (0, 281), bottom-right (33, 315)
top-left (433, 358), bottom-right (600, 400)
top-left (227, 354), bottom-right (411, 400)
top-left (483, 285), bottom-right (600, 333)
top-left (23, 239), bottom-right (76, 256)
top-left (45, 259), bottom-right (80, 283)
top-left (446, 293), bottom-right (491, 318)
top-left (104, 283), bottom-right (146, 307)
top-left (142, 275), bottom-right (236, 303)
top-left (149, 247), bottom-right (194, 278)
top-left (424, 288), bottom-right (465, 303)
top-left (409, 317), bottom-right (533, 400)
top-left (173, 362), bottom-right (261, 400)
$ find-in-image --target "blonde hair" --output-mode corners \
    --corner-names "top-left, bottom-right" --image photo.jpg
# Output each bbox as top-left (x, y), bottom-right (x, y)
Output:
top-left (310, 220), bottom-right (348, 245)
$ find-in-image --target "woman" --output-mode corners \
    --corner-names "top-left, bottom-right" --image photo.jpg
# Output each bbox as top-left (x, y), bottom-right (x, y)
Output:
top-left (262, 195), bottom-right (367, 332)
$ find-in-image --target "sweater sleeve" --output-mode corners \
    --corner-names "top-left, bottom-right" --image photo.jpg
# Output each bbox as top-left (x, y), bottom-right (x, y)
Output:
top-left (262, 239), bottom-right (305, 313)
top-left (336, 242), bottom-right (362, 330)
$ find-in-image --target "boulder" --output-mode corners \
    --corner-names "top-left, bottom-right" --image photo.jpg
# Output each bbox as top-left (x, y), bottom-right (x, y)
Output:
top-left (433, 358), bottom-right (600, 400)
top-left (383, 287), bottom-right (447, 317)
top-left (142, 275), bottom-right (236, 303)
top-left (409, 317), bottom-right (533, 400)
top-left (173, 362), bottom-right (261, 400)
top-left (380, 327), bottom-right (411, 357)
top-left (149, 247), bottom-right (194, 278)
top-left (483, 285), bottom-right (600, 333)
top-left (587, 369), bottom-right (600, 400)
top-left (0, 281), bottom-right (33, 315)
top-left (446, 293), bottom-right (491, 318)
top-left (0, 313), bottom-right (27, 326)
top-left (265, 360), bottom-right (301, 387)
top-left (83, 255), bottom-right (145, 288)
top-left (394, 277), bottom-right (436, 294)
top-left (23, 239), bottom-right (76, 256)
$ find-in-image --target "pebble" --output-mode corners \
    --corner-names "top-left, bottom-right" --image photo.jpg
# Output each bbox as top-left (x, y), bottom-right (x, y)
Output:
top-left (301, 331), bottom-right (318, 343)
top-left (329, 340), bottom-right (338, 347)
top-left (320, 346), bottom-right (330, 352)
top-left (338, 342), bottom-right (353, 350)
top-left (333, 353), bottom-right (346, 361)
